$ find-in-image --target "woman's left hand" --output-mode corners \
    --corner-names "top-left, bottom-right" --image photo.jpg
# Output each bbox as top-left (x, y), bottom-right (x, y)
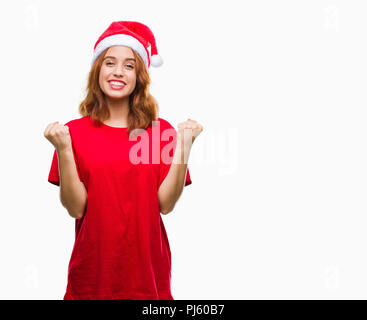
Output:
top-left (177, 118), bottom-right (203, 148)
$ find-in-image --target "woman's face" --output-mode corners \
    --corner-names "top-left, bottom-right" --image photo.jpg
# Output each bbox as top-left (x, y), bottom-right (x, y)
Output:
top-left (99, 46), bottom-right (137, 100)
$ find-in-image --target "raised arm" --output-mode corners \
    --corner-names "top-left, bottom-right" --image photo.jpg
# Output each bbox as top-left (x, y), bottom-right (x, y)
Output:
top-left (57, 147), bottom-right (88, 219)
top-left (44, 121), bottom-right (88, 219)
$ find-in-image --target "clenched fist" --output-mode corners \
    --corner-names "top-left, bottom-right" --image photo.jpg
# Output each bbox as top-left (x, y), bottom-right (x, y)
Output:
top-left (44, 121), bottom-right (72, 153)
top-left (177, 118), bottom-right (203, 148)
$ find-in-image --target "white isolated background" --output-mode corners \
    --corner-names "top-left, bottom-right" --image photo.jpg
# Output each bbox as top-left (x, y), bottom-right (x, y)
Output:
top-left (0, 0), bottom-right (366, 299)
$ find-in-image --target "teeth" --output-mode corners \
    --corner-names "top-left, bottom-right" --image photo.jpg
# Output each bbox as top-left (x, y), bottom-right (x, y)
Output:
top-left (110, 81), bottom-right (125, 86)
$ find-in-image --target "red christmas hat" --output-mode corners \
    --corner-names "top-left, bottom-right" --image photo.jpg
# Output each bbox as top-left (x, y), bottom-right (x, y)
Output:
top-left (91, 21), bottom-right (163, 69)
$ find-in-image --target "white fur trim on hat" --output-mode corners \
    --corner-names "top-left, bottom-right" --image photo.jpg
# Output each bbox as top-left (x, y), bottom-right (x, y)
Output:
top-left (91, 34), bottom-right (149, 68)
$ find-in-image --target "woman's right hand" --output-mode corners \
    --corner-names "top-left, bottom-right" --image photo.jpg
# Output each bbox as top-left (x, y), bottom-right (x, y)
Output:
top-left (44, 121), bottom-right (72, 153)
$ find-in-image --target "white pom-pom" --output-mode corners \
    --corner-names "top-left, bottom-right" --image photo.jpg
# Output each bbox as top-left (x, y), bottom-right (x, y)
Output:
top-left (150, 54), bottom-right (163, 67)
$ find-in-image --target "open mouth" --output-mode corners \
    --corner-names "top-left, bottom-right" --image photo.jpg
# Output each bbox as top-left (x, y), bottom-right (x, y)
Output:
top-left (108, 81), bottom-right (126, 90)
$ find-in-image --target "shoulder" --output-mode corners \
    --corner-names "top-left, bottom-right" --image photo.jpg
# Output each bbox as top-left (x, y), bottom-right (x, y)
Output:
top-left (157, 117), bottom-right (175, 131)
top-left (65, 116), bottom-right (89, 129)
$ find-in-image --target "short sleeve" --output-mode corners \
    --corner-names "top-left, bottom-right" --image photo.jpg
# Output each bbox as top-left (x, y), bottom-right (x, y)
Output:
top-left (185, 167), bottom-right (192, 186)
top-left (158, 160), bottom-right (192, 188)
top-left (48, 149), bottom-right (60, 186)
top-left (47, 148), bottom-right (83, 187)
top-left (157, 119), bottom-right (192, 188)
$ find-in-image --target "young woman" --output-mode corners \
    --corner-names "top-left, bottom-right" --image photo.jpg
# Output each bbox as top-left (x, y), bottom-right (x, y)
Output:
top-left (43, 21), bottom-right (203, 300)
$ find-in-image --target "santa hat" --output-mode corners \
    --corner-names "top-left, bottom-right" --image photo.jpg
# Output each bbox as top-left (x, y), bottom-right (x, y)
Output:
top-left (91, 21), bottom-right (163, 69)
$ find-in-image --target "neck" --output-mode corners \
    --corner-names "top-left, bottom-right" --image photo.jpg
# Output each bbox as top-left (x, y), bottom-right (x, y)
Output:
top-left (105, 96), bottom-right (130, 125)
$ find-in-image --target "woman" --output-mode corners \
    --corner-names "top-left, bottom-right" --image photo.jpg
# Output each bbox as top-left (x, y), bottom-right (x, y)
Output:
top-left (43, 21), bottom-right (203, 300)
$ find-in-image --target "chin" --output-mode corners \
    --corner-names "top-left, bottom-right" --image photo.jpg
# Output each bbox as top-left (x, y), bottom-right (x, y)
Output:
top-left (108, 93), bottom-right (128, 100)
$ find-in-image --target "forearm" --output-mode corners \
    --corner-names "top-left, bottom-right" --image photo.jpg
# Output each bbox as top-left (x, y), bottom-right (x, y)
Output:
top-left (158, 142), bottom-right (191, 214)
top-left (57, 148), bottom-right (88, 219)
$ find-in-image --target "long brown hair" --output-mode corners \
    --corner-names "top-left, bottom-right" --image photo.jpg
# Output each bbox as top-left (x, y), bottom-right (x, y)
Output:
top-left (79, 47), bottom-right (159, 135)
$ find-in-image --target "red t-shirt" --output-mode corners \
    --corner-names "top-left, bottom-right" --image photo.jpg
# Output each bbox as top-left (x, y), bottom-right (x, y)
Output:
top-left (48, 116), bottom-right (191, 300)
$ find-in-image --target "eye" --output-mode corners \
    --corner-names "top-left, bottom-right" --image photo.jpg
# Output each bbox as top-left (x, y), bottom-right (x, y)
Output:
top-left (106, 62), bottom-right (134, 69)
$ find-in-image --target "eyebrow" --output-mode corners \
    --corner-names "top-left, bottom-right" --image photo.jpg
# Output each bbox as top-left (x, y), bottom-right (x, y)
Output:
top-left (103, 56), bottom-right (136, 62)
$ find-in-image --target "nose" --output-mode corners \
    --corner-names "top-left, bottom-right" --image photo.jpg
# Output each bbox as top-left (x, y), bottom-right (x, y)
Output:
top-left (113, 63), bottom-right (126, 77)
